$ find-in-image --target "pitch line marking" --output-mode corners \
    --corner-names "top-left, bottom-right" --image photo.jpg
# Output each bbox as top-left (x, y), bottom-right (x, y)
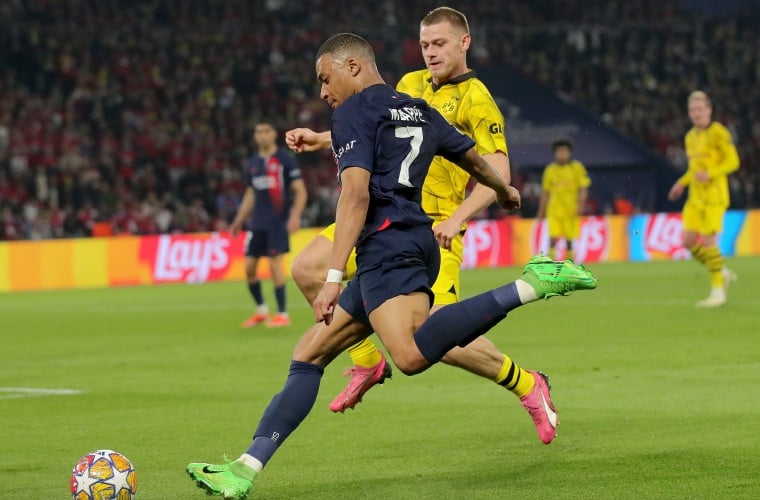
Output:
top-left (0, 387), bottom-right (84, 399)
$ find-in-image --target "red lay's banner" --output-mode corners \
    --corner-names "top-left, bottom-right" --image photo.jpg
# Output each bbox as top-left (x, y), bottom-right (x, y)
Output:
top-left (643, 212), bottom-right (691, 260)
top-left (138, 233), bottom-right (246, 284)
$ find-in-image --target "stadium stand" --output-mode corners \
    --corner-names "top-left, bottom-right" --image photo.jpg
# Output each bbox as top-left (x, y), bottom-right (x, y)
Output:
top-left (1, 0), bottom-right (758, 239)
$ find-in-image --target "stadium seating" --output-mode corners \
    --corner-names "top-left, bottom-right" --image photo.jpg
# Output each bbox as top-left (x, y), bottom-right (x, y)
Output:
top-left (1, 0), bottom-right (757, 239)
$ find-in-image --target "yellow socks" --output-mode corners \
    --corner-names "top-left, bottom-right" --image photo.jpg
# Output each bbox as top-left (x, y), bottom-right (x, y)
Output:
top-left (690, 243), bottom-right (724, 289)
top-left (689, 243), bottom-right (708, 264)
top-left (495, 354), bottom-right (535, 398)
top-left (705, 245), bottom-right (725, 289)
top-left (347, 337), bottom-right (383, 368)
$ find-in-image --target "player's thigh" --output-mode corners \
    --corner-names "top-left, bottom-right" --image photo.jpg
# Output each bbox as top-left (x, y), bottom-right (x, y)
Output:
top-left (565, 216), bottom-right (582, 240)
top-left (268, 226), bottom-right (290, 255)
top-left (702, 206), bottom-right (726, 236)
top-left (369, 292), bottom-right (431, 372)
top-left (292, 231), bottom-right (332, 283)
top-left (547, 214), bottom-right (567, 239)
top-left (292, 306), bottom-right (372, 367)
top-left (246, 230), bottom-right (269, 258)
top-left (431, 238), bottom-right (463, 306)
top-left (292, 223), bottom-right (358, 281)
top-left (682, 202), bottom-right (703, 233)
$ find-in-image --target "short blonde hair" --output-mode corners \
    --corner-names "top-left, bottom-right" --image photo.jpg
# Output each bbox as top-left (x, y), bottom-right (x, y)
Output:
top-left (688, 90), bottom-right (711, 106)
top-left (421, 6), bottom-right (469, 34)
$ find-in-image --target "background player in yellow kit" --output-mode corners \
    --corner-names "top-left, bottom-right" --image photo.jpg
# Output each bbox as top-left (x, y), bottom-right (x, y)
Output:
top-left (668, 90), bottom-right (740, 307)
top-left (286, 7), bottom-right (559, 445)
top-left (536, 139), bottom-right (591, 262)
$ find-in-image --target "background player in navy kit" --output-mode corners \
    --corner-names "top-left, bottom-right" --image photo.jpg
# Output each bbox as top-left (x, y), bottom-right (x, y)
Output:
top-left (186, 33), bottom-right (596, 498)
top-left (230, 121), bottom-right (307, 328)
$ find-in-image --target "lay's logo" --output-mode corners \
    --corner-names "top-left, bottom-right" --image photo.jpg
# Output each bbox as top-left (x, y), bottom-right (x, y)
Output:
top-left (139, 233), bottom-right (244, 283)
top-left (643, 213), bottom-right (690, 260)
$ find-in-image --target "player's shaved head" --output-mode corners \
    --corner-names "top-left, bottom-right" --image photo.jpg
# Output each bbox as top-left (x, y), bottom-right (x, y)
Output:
top-left (316, 33), bottom-right (375, 65)
top-left (315, 33), bottom-right (384, 109)
top-left (421, 6), bottom-right (469, 34)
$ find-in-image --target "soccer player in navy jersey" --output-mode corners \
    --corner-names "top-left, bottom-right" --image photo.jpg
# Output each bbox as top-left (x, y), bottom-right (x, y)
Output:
top-left (186, 34), bottom-right (596, 499)
top-left (230, 121), bottom-right (307, 328)
top-left (288, 8), bottom-right (564, 447)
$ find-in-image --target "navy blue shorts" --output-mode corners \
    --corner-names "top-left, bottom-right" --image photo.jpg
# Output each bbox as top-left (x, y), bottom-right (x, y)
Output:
top-left (245, 228), bottom-right (290, 257)
top-left (338, 224), bottom-right (439, 325)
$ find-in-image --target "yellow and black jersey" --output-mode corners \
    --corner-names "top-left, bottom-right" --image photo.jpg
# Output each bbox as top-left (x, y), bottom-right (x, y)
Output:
top-left (396, 69), bottom-right (508, 224)
top-left (678, 121), bottom-right (740, 207)
top-left (541, 160), bottom-right (591, 218)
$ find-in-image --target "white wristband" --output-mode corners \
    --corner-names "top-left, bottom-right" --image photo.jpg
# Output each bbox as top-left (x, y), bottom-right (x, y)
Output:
top-left (325, 268), bottom-right (344, 283)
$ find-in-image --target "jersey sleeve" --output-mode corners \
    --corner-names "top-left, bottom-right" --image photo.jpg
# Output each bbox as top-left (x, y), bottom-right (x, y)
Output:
top-left (541, 166), bottom-right (553, 192)
top-left (429, 108), bottom-right (476, 163)
top-left (710, 123), bottom-right (740, 177)
top-left (243, 158), bottom-right (253, 186)
top-left (462, 83), bottom-right (508, 156)
top-left (678, 131), bottom-right (694, 185)
top-left (575, 162), bottom-right (591, 188)
top-left (282, 151), bottom-right (303, 183)
top-left (331, 103), bottom-right (375, 176)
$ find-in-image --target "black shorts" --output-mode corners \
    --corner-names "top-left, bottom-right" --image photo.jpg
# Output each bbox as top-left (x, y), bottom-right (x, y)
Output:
top-left (338, 224), bottom-right (439, 325)
top-left (245, 228), bottom-right (290, 257)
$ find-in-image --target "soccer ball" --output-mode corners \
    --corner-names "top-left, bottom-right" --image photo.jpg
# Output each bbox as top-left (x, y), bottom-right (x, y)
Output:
top-left (70, 449), bottom-right (138, 499)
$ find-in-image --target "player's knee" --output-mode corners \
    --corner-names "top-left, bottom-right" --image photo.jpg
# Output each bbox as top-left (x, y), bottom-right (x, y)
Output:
top-left (291, 251), bottom-right (323, 290)
top-left (244, 264), bottom-right (258, 282)
top-left (390, 349), bottom-right (429, 376)
top-left (682, 232), bottom-right (698, 248)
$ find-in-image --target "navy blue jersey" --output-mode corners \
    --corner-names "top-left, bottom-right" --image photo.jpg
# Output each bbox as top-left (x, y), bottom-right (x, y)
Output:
top-left (244, 148), bottom-right (302, 230)
top-left (331, 84), bottom-right (475, 244)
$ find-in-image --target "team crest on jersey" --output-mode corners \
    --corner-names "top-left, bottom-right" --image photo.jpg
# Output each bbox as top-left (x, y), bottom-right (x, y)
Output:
top-left (439, 97), bottom-right (459, 114)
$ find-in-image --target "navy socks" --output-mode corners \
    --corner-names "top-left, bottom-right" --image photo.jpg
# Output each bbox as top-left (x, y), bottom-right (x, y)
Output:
top-left (247, 361), bottom-right (324, 466)
top-left (413, 282), bottom-right (522, 364)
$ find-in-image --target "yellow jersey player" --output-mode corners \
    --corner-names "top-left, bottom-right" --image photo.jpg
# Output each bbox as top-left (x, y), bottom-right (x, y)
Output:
top-left (287, 7), bottom-right (559, 445)
top-left (668, 90), bottom-right (739, 307)
top-left (536, 139), bottom-right (591, 261)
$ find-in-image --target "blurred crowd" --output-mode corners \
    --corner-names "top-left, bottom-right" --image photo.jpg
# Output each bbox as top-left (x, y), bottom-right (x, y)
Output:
top-left (1, 0), bottom-right (758, 240)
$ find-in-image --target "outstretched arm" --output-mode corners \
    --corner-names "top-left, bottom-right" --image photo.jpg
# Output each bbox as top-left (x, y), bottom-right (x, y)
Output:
top-left (455, 148), bottom-right (520, 212)
top-left (285, 128), bottom-right (332, 153)
top-left (434, 151), bottom-right (510, 249)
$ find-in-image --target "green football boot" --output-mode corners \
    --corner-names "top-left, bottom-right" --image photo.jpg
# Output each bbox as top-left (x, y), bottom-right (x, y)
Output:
top-left (520, 253), bottom-right (598, 299)
top-left (186, 459), bottom-right (256, 499)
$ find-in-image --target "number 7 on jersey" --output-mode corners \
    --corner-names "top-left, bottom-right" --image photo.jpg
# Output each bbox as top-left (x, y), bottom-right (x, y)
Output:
top-left (395, 126), bottom-right (423, 187)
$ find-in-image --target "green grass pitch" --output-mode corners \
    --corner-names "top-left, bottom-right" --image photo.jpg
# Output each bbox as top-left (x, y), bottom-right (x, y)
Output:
top-left (2, 258), bottom-right (759, 499)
